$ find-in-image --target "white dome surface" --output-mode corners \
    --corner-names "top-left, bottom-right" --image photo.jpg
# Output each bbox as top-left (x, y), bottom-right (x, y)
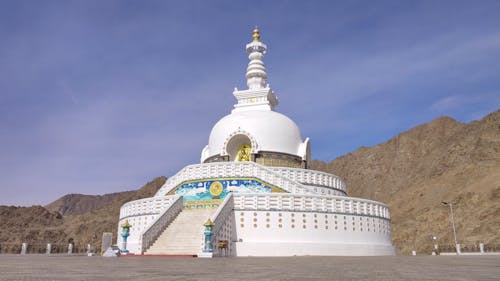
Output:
top-left (203, 110), bottom-right (305, 161)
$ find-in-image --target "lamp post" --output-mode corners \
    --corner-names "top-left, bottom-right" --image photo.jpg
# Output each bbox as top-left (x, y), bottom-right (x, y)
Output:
top-left (120, 220), bottom-right (132, 254)
top-left (441, 201), bottom-right (458, 254)
top-left (203, 218), bottom-right (215, 253)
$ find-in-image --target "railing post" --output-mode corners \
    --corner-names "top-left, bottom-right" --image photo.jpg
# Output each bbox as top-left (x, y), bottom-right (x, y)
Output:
top-left (480, 243), bottom-right (484, 254)
top-left (68, 243), bottom-right (73, 255)
top-left (21, 243), bottom-right (27, 255)
top-left (46, 243), bottom-right (51, 255)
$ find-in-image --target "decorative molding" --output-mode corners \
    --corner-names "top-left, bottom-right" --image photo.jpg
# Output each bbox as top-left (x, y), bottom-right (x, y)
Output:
top-left (221, 129), bottom-right (258, 156)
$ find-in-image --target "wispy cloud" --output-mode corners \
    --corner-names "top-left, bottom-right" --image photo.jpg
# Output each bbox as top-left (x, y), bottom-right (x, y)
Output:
top-left (1, 1), bottom-right (499, 205)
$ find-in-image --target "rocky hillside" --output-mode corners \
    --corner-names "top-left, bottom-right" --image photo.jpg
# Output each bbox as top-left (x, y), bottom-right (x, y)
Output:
top-left (0, 176), bottom-right (166, 248)
top-left (0, 206), bottom-right (65, 244)
top-left (45, 191), bottom-right (135, 216)
top-left (312, 110), bottom-right (500, 254)
top-left (1, 110), bottom-right (498, 255)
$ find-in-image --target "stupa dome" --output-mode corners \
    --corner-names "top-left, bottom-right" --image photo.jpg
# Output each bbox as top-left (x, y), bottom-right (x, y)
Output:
top-left (200, 28), bottom-right (310, 167)
top-left (201, 110), bottom-right (307, 162)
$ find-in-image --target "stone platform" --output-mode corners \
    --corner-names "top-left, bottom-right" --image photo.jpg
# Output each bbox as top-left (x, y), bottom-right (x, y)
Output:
top-left (0, 255), bottom-right (499, 280)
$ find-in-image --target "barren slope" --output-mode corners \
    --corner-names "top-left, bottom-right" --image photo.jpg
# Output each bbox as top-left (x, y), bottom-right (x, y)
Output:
top-left (0, 176), bottom-right (166, 247)
top-left (45, 191), bottom-right (135, 216)
top-left (312, 110), bottom-right (500, 254)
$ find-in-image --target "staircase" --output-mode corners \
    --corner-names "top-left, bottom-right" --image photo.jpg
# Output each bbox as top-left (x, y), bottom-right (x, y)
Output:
top-left (144, 208), bottom-right (216, 256)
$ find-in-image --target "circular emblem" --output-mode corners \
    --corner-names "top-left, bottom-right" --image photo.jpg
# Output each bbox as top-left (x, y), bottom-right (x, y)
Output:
top-left (209, 181), bottom-right (223, 198)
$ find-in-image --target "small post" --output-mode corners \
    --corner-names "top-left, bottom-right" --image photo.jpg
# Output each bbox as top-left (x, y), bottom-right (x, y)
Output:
top-left (411, 250), bottom-right (416, 256)
top-left (480, 243), bottom-right (484, 254)
top-left (456, 243), bottom-right (461, 255)
top-left (101, 232), bottom-right (113, 255)
top-left (68, 243), bottom-right (73, 255)
top-left (203, 218), bottom-right (215, 253)
top-left (46, 243), bottom-right (51, 255)
top-left (21, 243), bottom-right (27, 255)
top-left (87, 244), bottom-right (91, 254)
top-left (120, 220), bottom-right (132, 254)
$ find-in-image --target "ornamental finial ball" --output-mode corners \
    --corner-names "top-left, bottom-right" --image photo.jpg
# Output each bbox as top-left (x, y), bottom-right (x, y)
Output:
top-left (252, 28), bottom-right (260, 42)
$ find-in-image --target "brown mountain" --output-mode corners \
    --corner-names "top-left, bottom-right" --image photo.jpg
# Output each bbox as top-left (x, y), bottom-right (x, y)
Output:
top-left (0, 176), bottom-right (166, 249)
top-left (1, 110), bottom-right (499, 254)
top-left (45, 191), bottom-right (135, 216)
top-left (311, 109), bottom-right (500, 254)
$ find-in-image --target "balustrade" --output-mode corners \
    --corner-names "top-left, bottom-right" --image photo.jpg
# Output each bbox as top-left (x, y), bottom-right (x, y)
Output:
top-left (155, 162), bottom-right (311, 197)
top-left (140, 195), bottom-right (183, 254)
top-left (205, 194), bottom-right (235, 256)
top-left (232, 193), bottom-right (390, 220)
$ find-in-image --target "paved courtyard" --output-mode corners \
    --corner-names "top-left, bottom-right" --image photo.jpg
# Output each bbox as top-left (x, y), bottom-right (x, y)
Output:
top-left (0, 255), bottom-right (498, 281)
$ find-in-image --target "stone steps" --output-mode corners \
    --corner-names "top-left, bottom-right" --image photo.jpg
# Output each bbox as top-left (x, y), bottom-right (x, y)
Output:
top-left (144, 208), bottom-right (216, 255)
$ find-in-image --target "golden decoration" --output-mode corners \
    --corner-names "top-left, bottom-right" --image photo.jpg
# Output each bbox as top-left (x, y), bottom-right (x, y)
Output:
top-left (204, 218), bottom-right (215, 227)
top-left (252, 28), bottom-right (260, 42)
top-left (209, 181), bottom-right (224, 198)
top-left (237, 144), bottom-right (252, 162)
top-left (183, 199), bottom-right (222, 209)
top-left (121, 220), bottom-right (132, 228)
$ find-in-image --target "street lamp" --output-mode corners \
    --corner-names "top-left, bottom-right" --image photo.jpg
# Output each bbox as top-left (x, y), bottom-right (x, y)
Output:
top-left (441, 201), bottom-right (458, 253)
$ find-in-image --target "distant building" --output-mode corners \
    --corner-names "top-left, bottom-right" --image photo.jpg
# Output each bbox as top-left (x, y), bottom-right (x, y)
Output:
top-left (117, 29), bottom-right (395, 256)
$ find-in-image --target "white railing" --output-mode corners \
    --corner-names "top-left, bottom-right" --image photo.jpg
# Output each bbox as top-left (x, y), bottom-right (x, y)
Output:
top-left (141, 195), bottom-right (183, 254)
top-left (207, 193), bottom-right (235, 256)
top-left (155, 162), bottom-right (311, 197)
top-left (269, 167), bottom-right (347, 194)
top-left (119, 196), bottom-right (179, 220)
top-left (233, 193), bottom-right (390, 220)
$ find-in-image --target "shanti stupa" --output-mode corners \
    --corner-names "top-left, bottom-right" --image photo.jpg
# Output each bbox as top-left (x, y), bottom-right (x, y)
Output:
top-left (117, 29), bottom-right (395, 256)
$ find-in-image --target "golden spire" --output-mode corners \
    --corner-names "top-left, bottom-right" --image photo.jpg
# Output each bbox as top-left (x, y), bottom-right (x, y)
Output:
top-left (252, 27), bottom-right (260, 42)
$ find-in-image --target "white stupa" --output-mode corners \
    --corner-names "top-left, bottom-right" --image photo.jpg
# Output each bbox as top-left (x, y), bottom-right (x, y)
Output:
top-left (117, 29), bottom-right (395, 256)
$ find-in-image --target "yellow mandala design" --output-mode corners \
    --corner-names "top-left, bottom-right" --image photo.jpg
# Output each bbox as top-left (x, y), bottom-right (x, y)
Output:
top-left (209, 181), bottom-right (223, 198)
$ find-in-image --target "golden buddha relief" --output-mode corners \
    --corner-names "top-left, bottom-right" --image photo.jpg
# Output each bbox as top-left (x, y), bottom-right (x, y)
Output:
top-left (237, 144), bottom-right (252, 162)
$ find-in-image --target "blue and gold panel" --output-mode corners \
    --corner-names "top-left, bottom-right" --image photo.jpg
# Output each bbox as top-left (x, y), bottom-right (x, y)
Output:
top-left (168, 178), bottom-right (285, 208)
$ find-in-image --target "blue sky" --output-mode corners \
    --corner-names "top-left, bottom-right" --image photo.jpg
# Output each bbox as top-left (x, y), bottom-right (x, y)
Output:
top-left (1, 0), bottom-right (499, 205)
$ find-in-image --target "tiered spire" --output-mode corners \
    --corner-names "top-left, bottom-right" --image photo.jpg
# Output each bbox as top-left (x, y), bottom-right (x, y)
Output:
top-left (232, 28), bottom-right (278, 112)
top-left (245, 28), bottom-right (268, 89)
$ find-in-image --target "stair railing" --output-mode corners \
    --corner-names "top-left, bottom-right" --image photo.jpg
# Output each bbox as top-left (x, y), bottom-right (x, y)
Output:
top-left (141, 195), bottom-right (183, 254)
top-left (204, 193), bottom-right (234, 256)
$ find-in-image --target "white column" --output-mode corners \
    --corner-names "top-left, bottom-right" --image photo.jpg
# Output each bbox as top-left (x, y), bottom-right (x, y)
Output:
top-left (21, 243), bottom-right (27, 255)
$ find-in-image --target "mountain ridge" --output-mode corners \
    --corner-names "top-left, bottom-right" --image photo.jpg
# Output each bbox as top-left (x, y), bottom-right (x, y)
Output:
top-left (1, 110), bottom-right (498, 254)
top-left (311, 109), bottom-right (500, 253)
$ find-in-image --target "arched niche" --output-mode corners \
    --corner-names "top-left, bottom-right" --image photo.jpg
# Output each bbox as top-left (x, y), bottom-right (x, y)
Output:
top-left (225, 134), bottom-right (253, 162)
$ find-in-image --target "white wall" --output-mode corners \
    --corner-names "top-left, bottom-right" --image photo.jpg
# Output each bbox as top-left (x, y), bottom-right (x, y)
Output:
top-left (232, 210), bottom-right (394, 256)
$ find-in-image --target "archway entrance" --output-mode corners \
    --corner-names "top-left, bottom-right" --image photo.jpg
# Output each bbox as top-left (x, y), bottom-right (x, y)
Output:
top-left (226, 134), bottom-right (252, 162)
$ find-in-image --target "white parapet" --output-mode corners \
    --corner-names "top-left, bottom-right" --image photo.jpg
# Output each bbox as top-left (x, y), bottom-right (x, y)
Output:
top-left (155, 162), bottom-right (347, 197)
top-left (117, 195), bottom-right (180, 254)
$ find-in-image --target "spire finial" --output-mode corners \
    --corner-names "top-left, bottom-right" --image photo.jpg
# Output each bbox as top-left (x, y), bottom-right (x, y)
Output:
top-left (252, 27), bottom-right (260, 42)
